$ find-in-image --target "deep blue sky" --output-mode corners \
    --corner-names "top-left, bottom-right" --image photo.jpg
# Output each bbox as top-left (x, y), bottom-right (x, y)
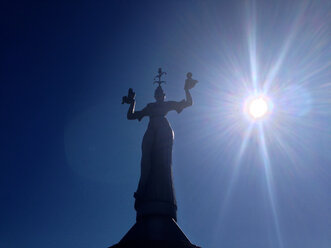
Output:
top-left (1, 1), bottom-right (330, 247)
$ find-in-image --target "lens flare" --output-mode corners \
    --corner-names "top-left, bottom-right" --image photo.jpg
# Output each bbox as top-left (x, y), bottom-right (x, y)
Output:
top-left (244, 95), bottom-right (272, 120)
top-left (249, 97), bottom-right (268, 118)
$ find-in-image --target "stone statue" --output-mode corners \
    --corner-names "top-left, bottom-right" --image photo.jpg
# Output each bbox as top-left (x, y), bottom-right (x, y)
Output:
top-left (122, 68), bottom-right (198, 221)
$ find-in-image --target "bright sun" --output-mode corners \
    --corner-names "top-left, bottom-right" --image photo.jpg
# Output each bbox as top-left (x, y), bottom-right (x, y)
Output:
top-left (246, 96), bottom-right (270, 119)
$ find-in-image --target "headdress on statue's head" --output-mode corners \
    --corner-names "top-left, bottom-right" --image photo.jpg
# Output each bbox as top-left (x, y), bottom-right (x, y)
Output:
top-left (153, 68), bottom-right (166, 100)
top-left (153, 68), bottom-right (166, 87)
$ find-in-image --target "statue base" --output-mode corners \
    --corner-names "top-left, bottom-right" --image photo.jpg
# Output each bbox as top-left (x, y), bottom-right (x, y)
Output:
top-left (109, 215), bottom-right (200, 248)
top-left (110, 240), bottom-right (200, 248)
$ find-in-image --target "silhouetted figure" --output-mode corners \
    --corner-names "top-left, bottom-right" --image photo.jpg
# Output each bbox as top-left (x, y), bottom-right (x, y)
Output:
top-left (122, 70), bottom-right (197, 221)
top-left (111, 69), bottom-right (200, 248)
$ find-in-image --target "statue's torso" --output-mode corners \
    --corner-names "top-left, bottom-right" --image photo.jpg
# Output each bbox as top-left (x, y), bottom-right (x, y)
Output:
top-left (145, 102), bottom-right (172, 130)
top-left (135, 100), bottom-right (186, 220)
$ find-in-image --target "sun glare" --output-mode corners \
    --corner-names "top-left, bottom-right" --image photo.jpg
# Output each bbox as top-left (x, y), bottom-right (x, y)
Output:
top-left (245, 96), bottom-right (271, 120)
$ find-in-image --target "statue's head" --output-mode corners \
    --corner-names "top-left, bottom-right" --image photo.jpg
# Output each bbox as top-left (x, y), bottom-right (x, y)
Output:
top-left (154, 86), bottom-right (165, 102)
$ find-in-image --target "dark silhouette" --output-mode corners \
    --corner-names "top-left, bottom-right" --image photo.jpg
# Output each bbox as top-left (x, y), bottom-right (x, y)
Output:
top-left (123, 69), bottom-right (196, 221)
top-left (111, 69), bottom-right (200, 248)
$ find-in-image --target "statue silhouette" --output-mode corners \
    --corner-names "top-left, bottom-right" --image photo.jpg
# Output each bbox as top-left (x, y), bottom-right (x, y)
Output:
top-left (123, 70), bottom-right (197, 221)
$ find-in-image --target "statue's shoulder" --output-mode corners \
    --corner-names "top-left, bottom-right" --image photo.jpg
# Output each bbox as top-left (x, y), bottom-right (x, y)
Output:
top-left (164, 100), bottom-right (186, 113)
top-left (142, 102), bottom-right (154, 112)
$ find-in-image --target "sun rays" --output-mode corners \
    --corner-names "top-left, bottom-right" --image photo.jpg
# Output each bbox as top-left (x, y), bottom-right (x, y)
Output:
top-left (196, 0), bottom-right (331, 245)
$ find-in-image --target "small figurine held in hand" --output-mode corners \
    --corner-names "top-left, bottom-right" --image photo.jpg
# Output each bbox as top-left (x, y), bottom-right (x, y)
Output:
top-left (122, 88), bottom-right (136, 104)
top-left (184, 72), bottom-right (198, 90)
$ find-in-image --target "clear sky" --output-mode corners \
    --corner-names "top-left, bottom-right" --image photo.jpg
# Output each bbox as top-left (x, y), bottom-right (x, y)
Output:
top-left (1, 0), bottom-right (330, 247)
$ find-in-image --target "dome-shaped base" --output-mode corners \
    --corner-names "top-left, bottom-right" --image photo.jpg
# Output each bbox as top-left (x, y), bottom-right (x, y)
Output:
top-left (109, 216), bottom-right (200, 248)
top-left (110, 240), bottom-right (200, 248)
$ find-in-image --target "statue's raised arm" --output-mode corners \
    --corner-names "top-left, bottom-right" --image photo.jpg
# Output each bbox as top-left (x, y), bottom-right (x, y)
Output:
top-left (184, 72), bottom-right (198, 106)
top-left (122, 88), bottom-right (146, 121)
top-left (165, 72), bottom-right (198, 114)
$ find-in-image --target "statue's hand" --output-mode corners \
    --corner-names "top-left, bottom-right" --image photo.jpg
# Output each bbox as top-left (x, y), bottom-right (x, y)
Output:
top-left (128, 88), bottom-right (135, 99)
top-left (184, 73), bottom-right (198, 90)
top-left (122, 88), bottom-right (136, 104)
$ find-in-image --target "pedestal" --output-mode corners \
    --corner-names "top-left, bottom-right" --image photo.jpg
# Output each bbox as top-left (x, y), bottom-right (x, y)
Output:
top-left (109, 215), bottom-right (200, 248)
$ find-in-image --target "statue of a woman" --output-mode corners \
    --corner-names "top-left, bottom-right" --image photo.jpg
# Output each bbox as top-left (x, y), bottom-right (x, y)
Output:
top-left (123, 72), bottom-right (197, 221)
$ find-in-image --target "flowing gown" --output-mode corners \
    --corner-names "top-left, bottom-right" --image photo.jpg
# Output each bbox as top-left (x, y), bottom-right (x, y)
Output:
top-left (134, 100), bottom-right (186, 220)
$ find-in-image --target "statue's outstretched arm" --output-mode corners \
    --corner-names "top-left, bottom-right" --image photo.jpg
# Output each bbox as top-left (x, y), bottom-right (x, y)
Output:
top-left (167, 75), bottom-right (197, 113)
top-left (127, 100), bottom-right (146, 121)
top-left (184, 88), bottom-right (193, 107)
top-left (182, 72), bottom-right (197, 108)
top-left (122, 88), bottom-right (145, 121)
top-left (123, 88), bottom-right (146, 121)
top-left (127, 99), bottom-right (136, 120)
